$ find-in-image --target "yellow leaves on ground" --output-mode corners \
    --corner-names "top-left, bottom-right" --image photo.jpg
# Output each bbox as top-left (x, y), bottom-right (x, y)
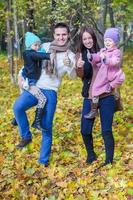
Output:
top-left (0, 51), bottom-right (133, 199)
top-left (128, 182), bottom-right (133, 188)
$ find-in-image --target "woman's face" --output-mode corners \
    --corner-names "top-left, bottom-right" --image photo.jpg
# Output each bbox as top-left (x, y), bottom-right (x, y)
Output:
top-left (82, 32), bottom-right (93, 49)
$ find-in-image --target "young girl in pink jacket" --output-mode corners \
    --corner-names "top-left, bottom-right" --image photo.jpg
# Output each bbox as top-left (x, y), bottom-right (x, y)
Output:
top-left (84, 28), bottom-right (125, 119)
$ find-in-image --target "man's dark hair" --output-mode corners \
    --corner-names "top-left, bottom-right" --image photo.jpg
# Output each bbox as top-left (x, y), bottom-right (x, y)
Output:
top-left (53, 23), bottom-right (70, 33)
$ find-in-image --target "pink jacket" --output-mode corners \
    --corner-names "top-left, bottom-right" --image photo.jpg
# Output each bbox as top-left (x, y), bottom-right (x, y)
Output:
top-left (91, 47), bottom-right (125, 97)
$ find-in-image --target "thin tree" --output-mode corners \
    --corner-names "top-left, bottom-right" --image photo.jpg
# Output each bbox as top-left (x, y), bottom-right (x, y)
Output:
top-left (6, 0), bottom-right (15, 83)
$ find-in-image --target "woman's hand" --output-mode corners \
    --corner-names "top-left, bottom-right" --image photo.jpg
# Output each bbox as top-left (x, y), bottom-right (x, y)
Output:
top-left (77, 53), bottom-right (85, 68)
top-left (87, 50), bottom-right (92, 60)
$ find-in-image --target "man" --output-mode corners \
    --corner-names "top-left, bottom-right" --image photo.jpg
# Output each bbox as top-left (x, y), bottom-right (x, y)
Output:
top-left (13, 23), bottom-right (76, 166)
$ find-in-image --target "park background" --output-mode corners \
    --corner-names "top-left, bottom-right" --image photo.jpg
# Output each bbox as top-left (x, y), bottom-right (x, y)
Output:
top-left (0, 0), bottom-right (133, 199)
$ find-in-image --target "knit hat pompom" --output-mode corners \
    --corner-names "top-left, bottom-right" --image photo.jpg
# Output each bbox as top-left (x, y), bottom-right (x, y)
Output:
top-left (104, 28), bottom-right (120, 44)
top-left (25, 32), bottom-right (41, 49)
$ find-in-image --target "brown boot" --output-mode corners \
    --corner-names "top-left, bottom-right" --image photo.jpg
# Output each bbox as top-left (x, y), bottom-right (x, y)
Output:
top-left (11, 117), bottom-right (18, 126)
top-left (84, 102), bottom-right (98, 119)
top-left (84, 109), bottom-right (98, 119)
top-left (32, 108), bottom-right (46, 131)
top-left (16, 138), bottom-right (32, 149)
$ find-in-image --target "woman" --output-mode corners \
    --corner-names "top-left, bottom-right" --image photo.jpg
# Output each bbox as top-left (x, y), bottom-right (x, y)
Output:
top-left (76, 27), bottom-right (116, 168)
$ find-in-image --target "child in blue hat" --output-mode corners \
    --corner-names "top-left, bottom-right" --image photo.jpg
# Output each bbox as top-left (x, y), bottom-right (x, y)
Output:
top-left (21, 32), bottom-right (51, 131)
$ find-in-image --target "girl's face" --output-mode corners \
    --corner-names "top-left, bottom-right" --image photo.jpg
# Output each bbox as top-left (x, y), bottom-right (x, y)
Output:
top-left (31, 41), bottom-right (41, 51)
top-left (82, 32), bottom-right (94, 49)
top-left (104, 38), bottom-right (116, 49)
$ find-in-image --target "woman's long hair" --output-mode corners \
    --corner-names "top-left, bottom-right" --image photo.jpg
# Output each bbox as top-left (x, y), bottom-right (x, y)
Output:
top-left (76, 27), bottom-right (99, 53)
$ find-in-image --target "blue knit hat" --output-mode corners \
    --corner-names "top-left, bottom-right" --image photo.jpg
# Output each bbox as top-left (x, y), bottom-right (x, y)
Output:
top-left (104, 28), bottom-right (120, 44)
top-left (25, 32), bottom-right (41, 49)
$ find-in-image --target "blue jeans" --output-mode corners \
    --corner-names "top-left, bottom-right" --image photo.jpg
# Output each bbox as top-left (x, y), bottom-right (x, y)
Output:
top-left (13, 89), bottom-right (57, 164)
top-left (81, 95), bottom-right (115, 163)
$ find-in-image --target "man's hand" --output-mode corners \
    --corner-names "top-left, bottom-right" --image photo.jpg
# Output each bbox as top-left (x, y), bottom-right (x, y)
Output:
top-left (63, 51), bottom-right (71, 66)
top-left (77, 53), bottom-right (85, 68)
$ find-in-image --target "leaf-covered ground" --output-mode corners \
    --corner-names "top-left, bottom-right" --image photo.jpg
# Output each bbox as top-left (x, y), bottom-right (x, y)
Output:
top-left (0, 51), bottom-right (133, 200)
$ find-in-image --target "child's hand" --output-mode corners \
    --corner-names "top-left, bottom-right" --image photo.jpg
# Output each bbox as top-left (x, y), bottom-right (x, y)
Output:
top-left (100, 52), bottom-right (105, 60)
top-left (77, 53), bottom-right (85, 68)
top-left (38, 47), bottom-right (46, 53)
top-left (50, 52), bottom-right (56, 68)
top-left (50, 52), bottom-right (56, 62)
top-left (18, 76), bottom-right (25, 88)
top-left (63, 51), bottom-right (71, 66)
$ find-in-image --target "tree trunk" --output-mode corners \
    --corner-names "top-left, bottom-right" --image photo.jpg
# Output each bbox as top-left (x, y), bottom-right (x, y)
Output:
top-left (120, 23), bottom-right (127, 54)
top-left (6, 0), bottom-right (15, 83)
top-left (96, 0), bottom-right (108, 47)
top-left (108, 0), bottom-right (115, 27)
top-left (13, 0), bottom-right (21, 58)
top-left (50, 0), bottom-right (56, 30)
top-left (26, 0), bottom-right (35, 32)
top-left (21, 19), bottom-right (26, 51)
top-left (103, 0), bottom-right (108, 27)
top-left (119, 5), bottom-right (127, 53)
top-left (12, 0), bottom-right (21, 82)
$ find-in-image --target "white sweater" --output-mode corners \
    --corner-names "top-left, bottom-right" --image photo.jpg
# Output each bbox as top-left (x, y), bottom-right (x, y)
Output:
top-left (36, 43), bottom-right (76, 91)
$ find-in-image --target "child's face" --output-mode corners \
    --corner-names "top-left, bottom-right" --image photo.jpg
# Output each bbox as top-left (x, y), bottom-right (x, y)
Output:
top-left (31, 41), bottom-right (41, 51)
top-left (104, 38), bottom-right (116, 49)
top-left (82, 32), bottom-right (94, 49)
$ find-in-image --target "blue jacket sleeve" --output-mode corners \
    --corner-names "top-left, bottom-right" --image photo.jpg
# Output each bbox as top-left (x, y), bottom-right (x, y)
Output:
top-left (31, 51), bottom-right (50, 61)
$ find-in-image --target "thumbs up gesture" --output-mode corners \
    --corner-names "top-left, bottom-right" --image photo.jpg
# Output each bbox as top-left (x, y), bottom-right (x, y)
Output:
top-left (77, 53), bottom-right (85, 68)
top-left (87, 50), bottom-right (92, 60)
top-left (63, 51), bottom-right (71, 67)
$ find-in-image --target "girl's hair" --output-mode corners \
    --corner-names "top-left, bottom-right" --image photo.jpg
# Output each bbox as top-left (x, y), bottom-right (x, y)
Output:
top-left (76, 27), bottom-right (99, 53)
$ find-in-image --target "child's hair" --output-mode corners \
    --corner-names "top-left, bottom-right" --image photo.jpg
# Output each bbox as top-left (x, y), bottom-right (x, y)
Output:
top-left (104, 28), bottom-right (120, 44)
top-left (76, 26), bottom-right (99, 53)
top-left (25, 32), bottom-right (41, 49)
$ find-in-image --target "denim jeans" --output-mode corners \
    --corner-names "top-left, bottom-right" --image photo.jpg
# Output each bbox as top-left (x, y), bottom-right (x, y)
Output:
top-left (14, 89), bottom-right (57, 164)
top-left (81, 95), bottom-right (115, 163)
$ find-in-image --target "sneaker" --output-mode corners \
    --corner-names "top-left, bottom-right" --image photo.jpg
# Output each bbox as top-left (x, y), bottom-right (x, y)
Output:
top-left (16, 138), bottom-right (32, 149)
top-left (11, 118), bottom-right (18, 126)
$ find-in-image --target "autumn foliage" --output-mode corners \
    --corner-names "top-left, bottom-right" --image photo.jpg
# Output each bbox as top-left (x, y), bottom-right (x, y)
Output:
top-left (0, 50), bottom-right (133, 199)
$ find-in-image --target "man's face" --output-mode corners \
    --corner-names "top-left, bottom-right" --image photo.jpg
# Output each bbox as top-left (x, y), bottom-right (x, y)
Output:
top-left (53, 27), bottom-right (69, 46)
